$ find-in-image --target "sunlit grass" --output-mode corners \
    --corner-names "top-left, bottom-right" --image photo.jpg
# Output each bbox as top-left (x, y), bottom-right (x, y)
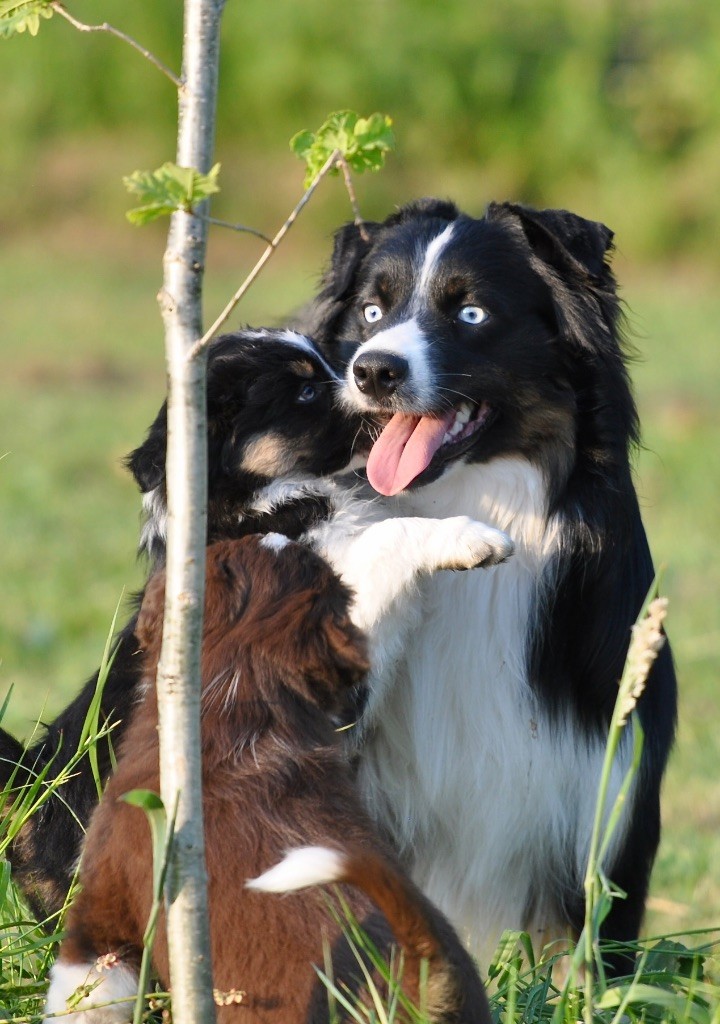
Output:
top-left (1, 594), bottom-right (717, 1022)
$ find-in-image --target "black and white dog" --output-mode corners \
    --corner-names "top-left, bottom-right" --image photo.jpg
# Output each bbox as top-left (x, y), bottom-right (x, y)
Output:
top-left (298, 198), bottom-right (676, 964)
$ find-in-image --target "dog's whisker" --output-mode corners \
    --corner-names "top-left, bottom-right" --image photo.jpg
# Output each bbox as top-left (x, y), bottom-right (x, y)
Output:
top-left (435, 385), bottom-right (477, 405)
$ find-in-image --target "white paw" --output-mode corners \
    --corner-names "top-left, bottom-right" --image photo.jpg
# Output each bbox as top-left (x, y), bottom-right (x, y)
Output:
top-left (44, 957), bottom-right (137, 1024)
top-left (438, 517), bottom-right (514, 571)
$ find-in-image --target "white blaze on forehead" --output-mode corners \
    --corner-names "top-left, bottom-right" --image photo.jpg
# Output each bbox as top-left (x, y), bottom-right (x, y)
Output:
top-left (413, 223), bottom-right (455, 310)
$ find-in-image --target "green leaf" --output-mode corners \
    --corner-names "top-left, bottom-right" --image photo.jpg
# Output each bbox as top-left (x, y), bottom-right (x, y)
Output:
top-left (121, 788), bottom-right (165, 812)
top-left (644, 939), bottom-right (706, 980)
top-left (123, 161), bottom-right (220, 225)
top-left (0, 0), bottom-right (53, 38)
top-left (290, 109), bottom-right (394, 188)
top-left (597, 983), bottom-right (712, 1024)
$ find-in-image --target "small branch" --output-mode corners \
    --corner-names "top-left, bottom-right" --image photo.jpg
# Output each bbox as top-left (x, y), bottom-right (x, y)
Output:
top-left (198, 215), bottom-right (272, 245)
top-left (337, 154), bottom-right (370, 243)
top-left (188, 149), bottom-right (342, 358)
top-left (49, 2), bottom-right (183, 90)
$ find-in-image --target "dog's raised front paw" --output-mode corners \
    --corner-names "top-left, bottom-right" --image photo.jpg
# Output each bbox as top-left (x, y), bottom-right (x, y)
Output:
top-left (439, 517), bottom-right (514, 571)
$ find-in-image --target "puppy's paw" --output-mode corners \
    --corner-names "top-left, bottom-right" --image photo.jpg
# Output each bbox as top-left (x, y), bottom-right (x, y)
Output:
top-left (439, 517), bottom-right (514, 571)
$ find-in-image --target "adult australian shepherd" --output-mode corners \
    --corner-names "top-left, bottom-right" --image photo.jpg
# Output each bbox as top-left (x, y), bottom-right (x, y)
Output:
top-left (2, 199), bottom-right (675, 968)
top-left (45, 536), bottom-right (490, 1024)
top-left (300, 198), bottom-right (677, 964)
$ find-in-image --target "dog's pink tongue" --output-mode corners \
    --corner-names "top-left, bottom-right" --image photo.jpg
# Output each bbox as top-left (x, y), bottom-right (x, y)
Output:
top-left (367, 410), bottom-right (454, 496)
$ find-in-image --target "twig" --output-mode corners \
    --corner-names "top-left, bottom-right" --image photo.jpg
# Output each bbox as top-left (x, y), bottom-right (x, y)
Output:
top-left (337, 153), bottom-right (370, 243)
top-left (198, 215), bottom-right (272, 245)
top-left (188, 149), bottom-right (342, 358)
top-left (49, 2), bottom-right (183, 91)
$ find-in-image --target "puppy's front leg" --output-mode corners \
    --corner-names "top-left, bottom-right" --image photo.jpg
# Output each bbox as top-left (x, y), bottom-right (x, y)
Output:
top-left (324, 515), bottom-right (513, 634)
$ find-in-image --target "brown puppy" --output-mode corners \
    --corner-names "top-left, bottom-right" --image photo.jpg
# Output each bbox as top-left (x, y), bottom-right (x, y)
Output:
top-left (45, 535), bottom-right (490, 1024)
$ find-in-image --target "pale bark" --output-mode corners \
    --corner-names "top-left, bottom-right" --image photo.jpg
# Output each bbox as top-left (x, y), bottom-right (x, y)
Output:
top-left (155, 2), bottom-right (226, 1022)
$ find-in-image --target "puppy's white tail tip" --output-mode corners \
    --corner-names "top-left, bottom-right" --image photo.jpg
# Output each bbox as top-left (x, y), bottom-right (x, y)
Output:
top-left (247, 846), bottom-right (346, 893)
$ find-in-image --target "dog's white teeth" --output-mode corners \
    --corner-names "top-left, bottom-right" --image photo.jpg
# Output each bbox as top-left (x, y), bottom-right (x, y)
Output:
top-left (441, 401), bottom-right (491, 448)
top-left (455, 403), bottom-right (473, 427)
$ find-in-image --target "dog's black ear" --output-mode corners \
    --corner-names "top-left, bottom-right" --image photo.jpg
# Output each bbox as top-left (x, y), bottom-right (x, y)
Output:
top-left (126, 403), bottom-right (168, 492)
top-left (487, 202), bottom-right (614, 283)
top-left (325, 221), bottom-right (383, 299)
top-left (296, 221), bottom-right (382, 348)
top-left (487, 202), bottom-right (620, 355)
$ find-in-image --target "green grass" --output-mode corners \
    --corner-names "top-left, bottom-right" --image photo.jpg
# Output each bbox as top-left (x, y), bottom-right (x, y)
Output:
top-left (0, 225), bottom-right (718, 959)
top-left (1, 614), bottom-right (717, 1022)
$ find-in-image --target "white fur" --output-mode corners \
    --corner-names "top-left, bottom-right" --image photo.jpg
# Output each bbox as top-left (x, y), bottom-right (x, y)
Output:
top-left (345, 318), bottom-right (435, 412)
top-left (139, 486), bottom-right (166, 559)
top-left (246, 476), bottom-right (513, 719)
top-left (413, 224), bottom-right (456, 309)
top-left (247, 846), bottom-right (346, 892)
top-left (259, 531), bottom-right (291, 553)
top-left (44, 958), bottom-right (138, 1024)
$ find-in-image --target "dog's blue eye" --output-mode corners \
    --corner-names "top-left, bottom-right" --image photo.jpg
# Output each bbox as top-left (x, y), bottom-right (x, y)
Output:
top-left (457, 305), bottom-right (487, 325)
top-left (296, 382), bottom-right (319, 403)
top-left (363, 304), bottom-right (383, 324)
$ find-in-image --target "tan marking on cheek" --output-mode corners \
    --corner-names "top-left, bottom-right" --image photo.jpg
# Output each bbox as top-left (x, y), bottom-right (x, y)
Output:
top-left (239, 433), bottom-right (300, 477)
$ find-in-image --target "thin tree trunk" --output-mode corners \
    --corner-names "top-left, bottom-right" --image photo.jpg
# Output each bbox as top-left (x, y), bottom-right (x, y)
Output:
top-left (155, 2), bottom-right (226, 1022)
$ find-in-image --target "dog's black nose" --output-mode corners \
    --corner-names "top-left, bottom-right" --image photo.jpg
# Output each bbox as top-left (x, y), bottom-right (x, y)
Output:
top-left (353, 351), bottom-right (409, 401)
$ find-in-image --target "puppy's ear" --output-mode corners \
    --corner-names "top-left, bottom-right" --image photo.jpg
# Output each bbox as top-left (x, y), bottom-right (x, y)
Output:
top-left (126, 403), bottom-right (168, 493)
top-left (316, 609), bottom-right (370, 688)
top-left (136, 572), bottom-right (166, 651)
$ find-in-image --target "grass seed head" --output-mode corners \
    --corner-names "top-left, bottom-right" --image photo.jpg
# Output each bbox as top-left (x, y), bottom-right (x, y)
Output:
top-left (618, 596), bottom-right (668, 726)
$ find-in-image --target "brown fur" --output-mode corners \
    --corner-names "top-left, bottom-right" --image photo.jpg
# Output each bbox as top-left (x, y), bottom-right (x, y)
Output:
top-left (55, 536), bottom-right (490, 1024)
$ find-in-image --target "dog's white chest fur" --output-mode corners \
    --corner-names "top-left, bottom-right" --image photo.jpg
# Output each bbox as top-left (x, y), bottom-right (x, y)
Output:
top-left (355, 458), bottom-right (629, 964)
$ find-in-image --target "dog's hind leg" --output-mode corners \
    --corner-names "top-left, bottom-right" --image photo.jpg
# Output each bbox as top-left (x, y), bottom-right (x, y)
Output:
top-left (44, 957), bottom-right (138, 1024)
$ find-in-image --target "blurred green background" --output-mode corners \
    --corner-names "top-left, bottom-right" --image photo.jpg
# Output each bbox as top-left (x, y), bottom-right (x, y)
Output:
top-left (1, 0), bottom-right (718, 946)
